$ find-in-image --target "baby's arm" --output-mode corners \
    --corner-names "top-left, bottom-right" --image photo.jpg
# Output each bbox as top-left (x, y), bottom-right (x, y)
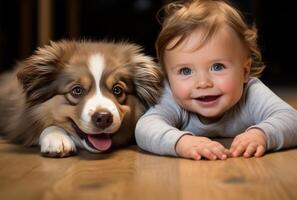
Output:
top-left (234, 78), bottom-right (297, 154)
top-left (176, 135), bottom-right (229, 160)
top-left (135, 85), bottom-right (192, 156)
top-left (230, 128), bottom-right (266, 158)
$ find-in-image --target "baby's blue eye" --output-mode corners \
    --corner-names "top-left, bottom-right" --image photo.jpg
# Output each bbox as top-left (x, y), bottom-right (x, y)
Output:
top-left (180, 67), bottom-right (192, 76)
top-left (211, 63), bottom-right (225, 71)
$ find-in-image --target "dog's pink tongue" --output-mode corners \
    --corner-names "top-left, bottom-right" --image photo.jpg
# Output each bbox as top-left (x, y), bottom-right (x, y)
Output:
top-left (87, 134), bottom-right (112, 151)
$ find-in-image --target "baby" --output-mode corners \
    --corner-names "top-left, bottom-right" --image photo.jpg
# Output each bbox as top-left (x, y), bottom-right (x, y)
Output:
top-left (135, 0), bottom-right (297, 160)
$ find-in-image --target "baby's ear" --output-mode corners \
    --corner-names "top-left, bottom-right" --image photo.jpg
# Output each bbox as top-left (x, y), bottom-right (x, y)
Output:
top-left (132, 55), bottom-right (164, 109)
top-left (17, 41), bottom-right (75, 104)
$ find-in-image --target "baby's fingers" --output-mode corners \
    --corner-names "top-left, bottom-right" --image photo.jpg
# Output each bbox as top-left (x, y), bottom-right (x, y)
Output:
top-left (200, 148), bottom-right (218, 160)
top-left (254, 145), bottom-right (265, 157)
top-left (188, 149), bottom-right (202, 160)
top-left (231, 142), bottom-right (247, 157)
top-left (230, 138), bottom-right (240, 153)
top-left (239, 143), bottom-right (265, 158)
top-left (243, 143), bottom-right (257, 158)
top-left (211, 146), bottom-right (228, 160)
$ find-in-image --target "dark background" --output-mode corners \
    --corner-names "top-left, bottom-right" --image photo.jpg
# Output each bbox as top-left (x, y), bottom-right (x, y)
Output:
top-left (0, 0), bottom-right (296, 87)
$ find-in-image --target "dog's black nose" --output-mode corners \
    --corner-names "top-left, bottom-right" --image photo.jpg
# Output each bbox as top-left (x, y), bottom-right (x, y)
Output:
top-left (92, 111), bottom-right (113, 129)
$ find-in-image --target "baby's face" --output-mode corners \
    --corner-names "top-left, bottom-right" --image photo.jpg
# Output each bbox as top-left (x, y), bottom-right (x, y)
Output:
top-left (164, 25), bottom-right (251, 124)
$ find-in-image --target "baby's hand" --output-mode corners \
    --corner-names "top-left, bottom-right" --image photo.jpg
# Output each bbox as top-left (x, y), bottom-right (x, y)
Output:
top-left (175, 135), bottom-right (229, 160)
top-left (230, 128), bottom-right (267, 158)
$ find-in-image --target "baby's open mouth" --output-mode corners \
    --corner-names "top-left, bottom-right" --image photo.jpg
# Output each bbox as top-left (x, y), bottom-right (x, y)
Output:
top-left (196, 95), bottom-right (221, 102)
top-left (71, 121), bottom-right (112, 152)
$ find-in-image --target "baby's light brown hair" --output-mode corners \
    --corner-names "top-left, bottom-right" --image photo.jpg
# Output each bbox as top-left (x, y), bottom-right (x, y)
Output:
top-left (156, 0), bottom-right (265, 77)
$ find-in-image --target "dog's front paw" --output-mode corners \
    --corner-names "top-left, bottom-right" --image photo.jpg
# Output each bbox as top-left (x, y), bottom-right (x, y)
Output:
top-left (39, 126), bottom-right (77, 158)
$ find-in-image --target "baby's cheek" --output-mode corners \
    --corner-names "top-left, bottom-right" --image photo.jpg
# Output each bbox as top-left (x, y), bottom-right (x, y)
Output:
top-left (172, 90), bottom-right (187, 104)
top-left (220, 79), bottom-right (243, 93)
top-left (221, 81), bottom-right (236, 92)
top-left (221, 80), bottom-right (245, 105)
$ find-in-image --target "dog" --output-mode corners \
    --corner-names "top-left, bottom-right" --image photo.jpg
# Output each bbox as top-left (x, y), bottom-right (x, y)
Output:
top-left (0, 40), bottom-right (163, 157)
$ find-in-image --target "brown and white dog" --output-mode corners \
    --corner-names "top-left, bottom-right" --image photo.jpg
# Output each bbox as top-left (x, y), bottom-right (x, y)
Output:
top-left (0, 40), bottom-right (163, 157)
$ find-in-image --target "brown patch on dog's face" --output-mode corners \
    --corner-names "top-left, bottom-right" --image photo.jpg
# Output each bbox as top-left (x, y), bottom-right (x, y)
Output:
top-left (32, 64), bottom-right (92, 130)
top-left (102, 65), bottom-right (146, 146)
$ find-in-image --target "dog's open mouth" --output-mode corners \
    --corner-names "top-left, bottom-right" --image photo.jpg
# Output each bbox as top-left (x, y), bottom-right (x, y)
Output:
top-left (71, 122), bottom-right (112, 152)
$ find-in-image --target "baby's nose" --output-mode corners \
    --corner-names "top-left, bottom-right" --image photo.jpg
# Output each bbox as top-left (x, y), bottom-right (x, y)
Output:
top-left (195, 73), bottom-right (213, 89)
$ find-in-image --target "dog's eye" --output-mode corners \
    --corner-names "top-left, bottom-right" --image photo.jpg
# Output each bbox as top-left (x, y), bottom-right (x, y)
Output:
top-left (71, 85), bottom-right (85, 98)
top-left (112, 84), bottom-right (123, 97)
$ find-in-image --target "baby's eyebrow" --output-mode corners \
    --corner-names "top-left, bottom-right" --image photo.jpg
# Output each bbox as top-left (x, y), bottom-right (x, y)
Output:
top-left (173, 63), bottom-right (193, 68)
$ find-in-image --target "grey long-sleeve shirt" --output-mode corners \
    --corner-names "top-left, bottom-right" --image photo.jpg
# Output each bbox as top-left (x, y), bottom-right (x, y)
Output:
top-left (135, 78), bottom-right (297, 156)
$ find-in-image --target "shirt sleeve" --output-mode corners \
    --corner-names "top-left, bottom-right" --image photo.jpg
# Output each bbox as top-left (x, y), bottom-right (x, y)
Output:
top-left (135, 83), bottom-right (192, 156)
top-left (245, 78), bottom-right (297, 151)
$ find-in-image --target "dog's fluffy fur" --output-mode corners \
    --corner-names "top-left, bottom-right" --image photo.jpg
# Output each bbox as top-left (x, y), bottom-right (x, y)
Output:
top-left (0, 40), bottom-right (163, 157)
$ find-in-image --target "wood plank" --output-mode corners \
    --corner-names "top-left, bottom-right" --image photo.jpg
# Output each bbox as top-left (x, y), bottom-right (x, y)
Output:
top-left (179, 150), bottom-right (297, 200)
top-left (1, 139), bottom-right (297, 200)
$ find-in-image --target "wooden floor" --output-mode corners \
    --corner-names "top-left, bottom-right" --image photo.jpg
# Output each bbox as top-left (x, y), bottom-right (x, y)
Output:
top-left (0, 91), bottom-right (297, 200)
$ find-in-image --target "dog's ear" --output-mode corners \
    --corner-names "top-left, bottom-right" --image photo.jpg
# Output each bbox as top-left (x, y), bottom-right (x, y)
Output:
top-left (132, 55), bottom-right (164, 109)
top-left (17, 41), bottom-right (75, 105)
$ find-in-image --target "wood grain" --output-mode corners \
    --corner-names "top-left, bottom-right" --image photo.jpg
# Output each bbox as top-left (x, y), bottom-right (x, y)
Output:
top-left (1, 140), bottom-right (297, 200)
top-left (0, 95), bottom-right (296, 200)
